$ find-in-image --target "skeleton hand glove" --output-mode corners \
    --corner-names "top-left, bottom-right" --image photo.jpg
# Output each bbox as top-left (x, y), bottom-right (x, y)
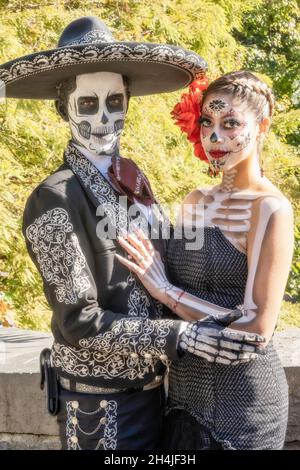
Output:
top-left (179, 309), bottom-right (266, 365)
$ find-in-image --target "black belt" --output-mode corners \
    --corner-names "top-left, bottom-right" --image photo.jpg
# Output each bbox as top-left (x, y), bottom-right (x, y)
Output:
top-left (59, 376), bottom-right (164, 395)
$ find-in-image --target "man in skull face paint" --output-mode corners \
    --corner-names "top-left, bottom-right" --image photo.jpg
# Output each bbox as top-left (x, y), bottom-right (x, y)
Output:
top-left (0, 16), bottom-right (208, 449)
top-left (58, 72), bottom-right (128, 157)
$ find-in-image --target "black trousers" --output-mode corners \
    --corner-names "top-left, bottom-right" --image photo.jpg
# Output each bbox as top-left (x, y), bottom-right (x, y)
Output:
top-left (57, 385), bottom-right (165, 450)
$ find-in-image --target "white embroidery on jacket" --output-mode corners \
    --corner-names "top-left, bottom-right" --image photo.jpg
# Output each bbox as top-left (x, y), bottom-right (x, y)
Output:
top-left (26, 207), bottom-right (91, 304)
top-left (48, 145), bottom-right (171, 380)
top-left (52, 319), bottom-right (174, 380)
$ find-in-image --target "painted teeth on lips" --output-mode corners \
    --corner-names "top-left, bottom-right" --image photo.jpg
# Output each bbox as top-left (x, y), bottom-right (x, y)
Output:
top-left (209, 150), bottom-right (228, 159)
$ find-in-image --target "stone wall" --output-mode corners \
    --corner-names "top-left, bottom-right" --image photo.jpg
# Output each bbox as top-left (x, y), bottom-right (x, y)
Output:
top-left (0, 327), bottom-right (299, 450)
top-left (273, 329), bottom-right (300, 449)
top-left (0, 328), bottom-right (60, 450)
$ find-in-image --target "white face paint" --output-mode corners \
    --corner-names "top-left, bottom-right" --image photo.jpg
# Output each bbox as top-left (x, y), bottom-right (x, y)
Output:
top-left (67, 71), bottom-right (127, 156)
top-left (200, 93), bottom-right (260, 172)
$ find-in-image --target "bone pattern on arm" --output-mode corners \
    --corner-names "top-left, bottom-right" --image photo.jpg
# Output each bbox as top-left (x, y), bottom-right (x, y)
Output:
top-left (172, 187), bottom-right (286, 323)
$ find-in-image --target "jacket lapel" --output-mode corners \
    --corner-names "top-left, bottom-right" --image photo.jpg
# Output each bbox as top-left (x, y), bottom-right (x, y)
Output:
top-left (64, 142), bottom-right (170, 247)
top-left (64, 142), bottom-right (170, 319)
top-left (64, 142), bottom-right (129, 233)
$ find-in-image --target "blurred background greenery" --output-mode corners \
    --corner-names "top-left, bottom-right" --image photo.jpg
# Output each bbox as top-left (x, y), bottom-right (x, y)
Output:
top-left (0, 0), bottom-right (299, 331)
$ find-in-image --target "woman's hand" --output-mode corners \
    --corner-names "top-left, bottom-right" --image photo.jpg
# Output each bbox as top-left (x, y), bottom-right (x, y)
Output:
top-left (116, 228), bottom-right (173, 303)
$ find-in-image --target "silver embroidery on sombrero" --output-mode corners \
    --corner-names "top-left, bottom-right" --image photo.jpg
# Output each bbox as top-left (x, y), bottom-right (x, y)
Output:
top-left (67, 30), bottom-right (114, 47)
top-left (0, 44), bottom-right (207, 85)
top-left (52, 318), bottom-right (174, 379)
top-left (66, 399), bottom-right (117, 450)
top-left (26, 207), bottom-right (91, 304)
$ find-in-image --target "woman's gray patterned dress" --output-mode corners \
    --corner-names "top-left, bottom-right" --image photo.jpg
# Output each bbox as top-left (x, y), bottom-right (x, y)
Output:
top-left (164, 226), bottom-right (289, 450)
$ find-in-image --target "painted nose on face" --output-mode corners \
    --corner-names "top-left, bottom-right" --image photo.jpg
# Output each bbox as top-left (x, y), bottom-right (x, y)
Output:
top-left (210, 132), bottom-right (220, 143)
top-left (101, 111), bottom-right (109, 124)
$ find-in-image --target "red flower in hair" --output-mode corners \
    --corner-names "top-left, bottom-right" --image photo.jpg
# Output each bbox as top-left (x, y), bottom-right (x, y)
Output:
top-left (171, 77), bottom-right (209, 162)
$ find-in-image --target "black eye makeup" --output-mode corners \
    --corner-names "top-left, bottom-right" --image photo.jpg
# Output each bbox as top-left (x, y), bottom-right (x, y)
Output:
top-left (199, 116), bottom-right (212, 127)
top-left (106, 93), bottom-right (124, 113)
top-left (223, 118), bottom-right (243, 129)
top-left (77, 96), bottom-right (99, 115)
top-left (199, 115), bottom-right (245, 130)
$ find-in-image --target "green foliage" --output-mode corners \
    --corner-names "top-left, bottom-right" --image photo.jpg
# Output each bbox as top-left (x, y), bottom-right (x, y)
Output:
top-left (236, 0), bottom-right (300, 104)
top-left (0, 0), bottom-right (299, 330)
top-left (286, 225), bottom-right (300, 302)
top-left (277, 300), bottom-right (300, 330)
top-left (272, 109), bottom-right (300, 147)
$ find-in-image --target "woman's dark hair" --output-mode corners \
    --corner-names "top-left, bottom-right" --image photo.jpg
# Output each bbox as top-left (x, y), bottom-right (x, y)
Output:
top-left (55, 75), bottom-right (131, 122)
top-left (202, 70), bottom-right (275, 121)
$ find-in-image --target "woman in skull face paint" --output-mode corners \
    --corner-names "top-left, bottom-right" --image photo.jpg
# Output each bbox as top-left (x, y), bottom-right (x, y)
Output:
top-left (116, 71), bottom-right (293, 449)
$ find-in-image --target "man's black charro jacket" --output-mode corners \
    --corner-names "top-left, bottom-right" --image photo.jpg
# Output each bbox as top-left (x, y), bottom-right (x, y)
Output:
top-left (22, 143), bottom-right (183, 388)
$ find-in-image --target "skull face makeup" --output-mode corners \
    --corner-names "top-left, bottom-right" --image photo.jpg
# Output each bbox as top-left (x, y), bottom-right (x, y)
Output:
top-left (200, 93), bottom-right (260, 172)
top-left (67, 72), bottom-right (127, 156)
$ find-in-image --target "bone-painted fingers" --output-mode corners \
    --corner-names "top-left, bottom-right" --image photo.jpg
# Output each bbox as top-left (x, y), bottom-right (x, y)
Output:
top-left (179, 330), bottom-right (221, 361)
top-left (115, 253), bottom-right (145, 276)
top-left (185, 347), bottom-right (216, 363)
top-left (127, 233), bottom-right (167, 282)
top-left (117, 243), bottom-right (168, 290)
top-left (126, 231), bottom-right (151, 261)
top-left (221, 329), bottom-right (265, 344)
top-left (184, 329), bottom-right (251, 356)
top-left (180, 321), bottom-right (265, 364)
top-left (183, 338), bottom-right (259, 364)
top-left (134, 228), bottom-right (165, 266)
top-left (219, 333), bottom-right (266, 356)
top-left (117, 236), bottom-right (148, 267)
top-left (180, 336), bottom-right (242, 364)
top-left (215, 351), bottom-right (258, 365)
top-left (236, 351), bottom-right (259, 361)
top-left (134, 227), bottom-right (155, 256)
top-left (196, 328), bottom-right (259, 353)
top-left (219, 338), bottom-right (257, 353)
top-left (188, 321), bottom-right (265, 348)
top-left (133, 228), bottom-right (167, 279)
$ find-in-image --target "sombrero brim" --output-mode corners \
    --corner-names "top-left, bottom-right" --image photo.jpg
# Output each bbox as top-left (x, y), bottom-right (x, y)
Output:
top-left (0, 41), bottom-right (207, 99)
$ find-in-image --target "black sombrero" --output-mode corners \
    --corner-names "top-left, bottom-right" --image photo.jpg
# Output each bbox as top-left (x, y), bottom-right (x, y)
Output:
top-left (0, 16), bottom-right (207, 99)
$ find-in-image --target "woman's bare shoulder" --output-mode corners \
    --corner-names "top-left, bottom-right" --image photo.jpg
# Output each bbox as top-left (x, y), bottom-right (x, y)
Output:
top-left (248, 182), bottom-right (293, 240)
top-left (251, 178), bottom-right (292, 212)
